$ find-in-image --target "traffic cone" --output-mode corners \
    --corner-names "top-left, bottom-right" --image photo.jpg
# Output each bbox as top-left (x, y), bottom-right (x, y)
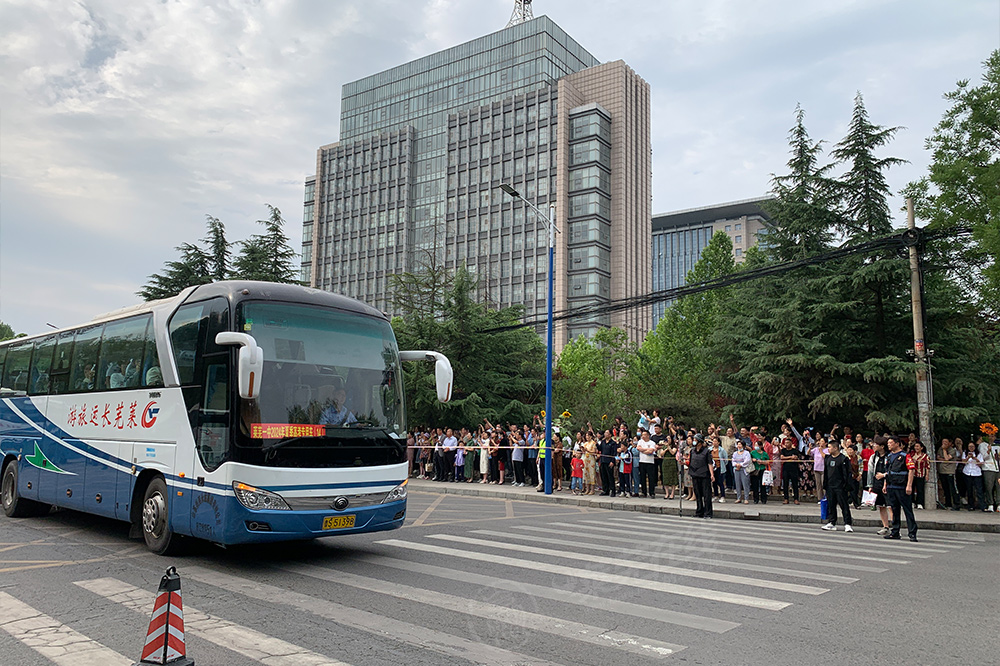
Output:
top-left (134, 566), bottom-right (195, 666)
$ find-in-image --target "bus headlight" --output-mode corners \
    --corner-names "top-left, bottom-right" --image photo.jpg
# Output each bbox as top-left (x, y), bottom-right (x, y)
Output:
top-left (233, 481), bottom-right (291, 511)
top-left (381, 480), bottom-right (407, 504)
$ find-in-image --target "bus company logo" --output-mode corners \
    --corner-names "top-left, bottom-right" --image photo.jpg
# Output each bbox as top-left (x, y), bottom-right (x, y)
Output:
top-left (141, 402), bottom-right (160, 428)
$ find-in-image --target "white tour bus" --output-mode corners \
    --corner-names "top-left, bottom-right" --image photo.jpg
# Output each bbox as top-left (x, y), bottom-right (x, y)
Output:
top-left (0, 281), bottom-right (451, 554)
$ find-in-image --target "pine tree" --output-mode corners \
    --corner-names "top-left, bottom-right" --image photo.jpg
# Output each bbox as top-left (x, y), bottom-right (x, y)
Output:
top-left (138, 242), bottom-right (212, 301)
top-left (831, 92), bottom-right (909, 355)
top-left (762, 105), bottom-right (839, 261)
top-left (391, 263), bottom-right (545, 427)
top-left (203, 215), bottom-right (230, 281)
top-left (231, 204), bottom-right (299, 283)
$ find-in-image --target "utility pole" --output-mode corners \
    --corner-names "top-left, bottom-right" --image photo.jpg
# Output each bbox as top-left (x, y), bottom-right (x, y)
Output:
top-left (905, 198), bottom-right (937, 506)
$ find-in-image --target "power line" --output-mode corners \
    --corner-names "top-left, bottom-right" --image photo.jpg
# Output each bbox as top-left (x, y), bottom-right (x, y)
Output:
top-left (486, 225), bottom-right (974, 333)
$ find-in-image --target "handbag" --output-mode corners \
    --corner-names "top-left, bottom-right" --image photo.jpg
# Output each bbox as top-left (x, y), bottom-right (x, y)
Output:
top-left (761, 469), bottom-right (774, 486)
top-left (861, 489), bottom-right (877, 507)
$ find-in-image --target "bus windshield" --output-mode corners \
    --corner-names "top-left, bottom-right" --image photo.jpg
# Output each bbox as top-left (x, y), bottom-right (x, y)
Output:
top-left (238, 302), bottom-right (404, 440)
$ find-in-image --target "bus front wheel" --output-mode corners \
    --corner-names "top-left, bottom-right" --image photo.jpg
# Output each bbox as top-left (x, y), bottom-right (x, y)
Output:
top-left (141, 477), bottom-right (180, 555)
top-left (1, 462), bottom-right (50, 518)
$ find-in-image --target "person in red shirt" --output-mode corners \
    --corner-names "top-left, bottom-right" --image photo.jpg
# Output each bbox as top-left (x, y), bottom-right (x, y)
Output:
top-left (570, 451), bottom-right (584, 495)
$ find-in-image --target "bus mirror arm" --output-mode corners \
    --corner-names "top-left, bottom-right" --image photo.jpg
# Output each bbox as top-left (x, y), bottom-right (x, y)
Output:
top-left (215, 332), bottom-right (264, 400)
top-left (398, 351), bottom-right (453, 403)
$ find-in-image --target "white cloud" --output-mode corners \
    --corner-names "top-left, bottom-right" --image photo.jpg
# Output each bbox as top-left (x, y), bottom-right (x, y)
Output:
top-left (1, 0), bottom-right (997, 334)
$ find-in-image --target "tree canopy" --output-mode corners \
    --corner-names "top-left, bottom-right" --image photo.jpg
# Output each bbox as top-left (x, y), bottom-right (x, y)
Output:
top-left (139, 205), bottom-right (299, 300)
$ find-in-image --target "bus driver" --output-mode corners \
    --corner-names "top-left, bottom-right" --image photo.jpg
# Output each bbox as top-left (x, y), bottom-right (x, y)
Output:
top-left (319, 387), bottom-right (357, 426)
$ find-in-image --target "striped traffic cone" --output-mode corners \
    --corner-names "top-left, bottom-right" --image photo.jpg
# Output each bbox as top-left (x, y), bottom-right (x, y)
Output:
top-left (134, 566), bottom-right (194, 666)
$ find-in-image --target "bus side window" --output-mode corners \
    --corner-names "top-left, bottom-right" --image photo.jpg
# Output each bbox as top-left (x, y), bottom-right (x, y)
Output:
top-left (2, 342), bottom-right (33, 394)
top-left (48, 331), bottom-right (75, 395)
top-left (98, 315), bottom-right (151, 390)
top-left (0, 346), bottom-right (7, 389)
top-left (28, 336), bottom-right (56, 396)
top-left (69, 325), bottom-right (104, 392)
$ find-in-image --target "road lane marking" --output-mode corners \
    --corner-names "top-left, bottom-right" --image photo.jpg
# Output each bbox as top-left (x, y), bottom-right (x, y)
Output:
top-left (409, 493), bottom-right (447, 526)
top-left (182, 567), bottom-right (559, 666)
top-left (577, 520), bottom-right (918, 563)
top-left (363, 554), bottom-right (740, 633)
top-left (524, 523), bottom-right (890, 572)
top-left (375, 539), bottom-right (792, 610)
top-left (484, 529), bottom-right (859, 584)
top-left (430, 533), bottom-right (828, 595)
top-left (278, 563), bottom-right (686, 658)
top-left (75, 578), bottom-right (348, 666)
top-left (0, 592), bottom-right (132, 666)
top-left (630, 515), bottom-right (962, 552)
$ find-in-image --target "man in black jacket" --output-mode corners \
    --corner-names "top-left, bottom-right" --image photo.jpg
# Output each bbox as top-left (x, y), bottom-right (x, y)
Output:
top-left (598, 430), bottom-right (618, 497)
top-left (688, 435), bottom-right (714, 518)
top-left (821, 439), bottom-right (854, 532)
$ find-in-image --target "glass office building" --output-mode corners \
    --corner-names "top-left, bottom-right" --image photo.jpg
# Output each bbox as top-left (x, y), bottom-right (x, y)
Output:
top-left (304, 15), bottom-right (651, 349)
top-left (651, 197), bottom-right (771, 328)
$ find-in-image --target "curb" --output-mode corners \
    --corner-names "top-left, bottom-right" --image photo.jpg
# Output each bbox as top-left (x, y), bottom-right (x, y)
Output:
top-left (408, 481), bottom-right (1000, 533)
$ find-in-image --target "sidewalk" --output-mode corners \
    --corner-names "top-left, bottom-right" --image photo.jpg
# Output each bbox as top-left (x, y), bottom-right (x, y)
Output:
top-left (408, 478), bottom-right (1000, 533)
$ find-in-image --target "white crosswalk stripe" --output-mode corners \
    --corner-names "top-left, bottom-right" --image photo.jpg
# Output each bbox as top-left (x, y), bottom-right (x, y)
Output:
top-left (427, 533), bottom-right (829, 595)
top-left (361, 553), bottom-right (741, 633)
top-left (0, 592), bottom-right (132, 666)
top-left (574, 519), bottom-right (917, 563)
top-left (181, 566), bottom-right (561, 666)
top-left (510, 524), bottom-right (887, 572)
top-left (271, 562), bottom-right (686, 658)
top-left (75, 578), bottom-right (348, 666)
top-left (481, 529), bottom-right (860, 583)
top-left (375, 538), bottom-right (792, 610)
top-left (629, 514), bottom-right (963, 552)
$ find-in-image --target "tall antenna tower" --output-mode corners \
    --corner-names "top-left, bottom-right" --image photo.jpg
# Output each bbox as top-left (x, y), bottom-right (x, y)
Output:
top-left (506, 0), bottom-right (534, 27)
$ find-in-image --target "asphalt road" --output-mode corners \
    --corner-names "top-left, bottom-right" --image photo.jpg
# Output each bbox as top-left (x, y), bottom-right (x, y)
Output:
top-left (1, 489), bottom-right (997, 666)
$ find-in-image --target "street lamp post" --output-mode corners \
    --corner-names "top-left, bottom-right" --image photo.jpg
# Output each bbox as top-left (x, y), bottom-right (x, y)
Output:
top-left (501, 183), bottom-right (559, 495)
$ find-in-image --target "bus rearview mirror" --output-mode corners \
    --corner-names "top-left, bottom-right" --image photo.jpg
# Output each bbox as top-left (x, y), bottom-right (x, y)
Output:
top-left (215, 332), bottom-right (264, 399)
top-left (398, 350), bottom-right (453, 403)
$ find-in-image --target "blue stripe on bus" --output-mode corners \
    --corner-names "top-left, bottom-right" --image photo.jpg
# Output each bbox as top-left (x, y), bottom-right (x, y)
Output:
top-left (2, 398), bottom-right (402, 496)
top-left (3, 398), bottom-right (132, 470)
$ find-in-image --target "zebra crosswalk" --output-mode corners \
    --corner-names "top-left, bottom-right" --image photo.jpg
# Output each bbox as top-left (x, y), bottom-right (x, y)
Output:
top-left (0, 511), bottom-right (987, 666)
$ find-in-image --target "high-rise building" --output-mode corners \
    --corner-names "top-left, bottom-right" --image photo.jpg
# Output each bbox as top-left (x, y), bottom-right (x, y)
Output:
top-left (302, 12), bottom-right (651, 349)
top-left (651, 197), bottom-right (771, 327)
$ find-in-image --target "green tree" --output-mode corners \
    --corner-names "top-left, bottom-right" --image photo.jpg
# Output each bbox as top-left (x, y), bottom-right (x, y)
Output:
top-left (391, 263), bottom-right (545, 427)
top-left (203, 215), bottom-right (230, 281)
top-left (905, 49), bottom-right (1000, 314)
top-left (232, 204), bottom-right (299, 283)
top-left (138, 242), bottom-right (212, 301)
top-left (0, 321), bottom-right (24, 341)
top-left (831, 92), bottom-right (909, 355)
top-left (638, 231), bottom-right (736, 400)
top-left (554, 328), bottom-right (635, 428)
top-left (762, 105), bottom-right (839, 261)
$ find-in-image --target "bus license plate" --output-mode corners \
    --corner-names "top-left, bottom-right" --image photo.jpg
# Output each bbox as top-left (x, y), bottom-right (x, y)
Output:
top-left (322, 515), bottom-right (356, 530)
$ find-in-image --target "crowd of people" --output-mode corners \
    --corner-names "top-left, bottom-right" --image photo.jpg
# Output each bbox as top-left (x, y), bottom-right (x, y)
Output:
top-left (408, 411), bottom-right (1000, 542)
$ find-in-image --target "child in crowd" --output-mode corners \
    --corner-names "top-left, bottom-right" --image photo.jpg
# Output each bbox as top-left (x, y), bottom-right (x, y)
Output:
top-left (570, 451), bottom-right (584, 495)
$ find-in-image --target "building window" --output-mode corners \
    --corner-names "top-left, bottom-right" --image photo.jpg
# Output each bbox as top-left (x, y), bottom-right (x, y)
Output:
top-left (735, 248), bottom-right (743, 258)
top-left (735, 223), bottom-right (742, 231)
top-left (724, 225), bottom-right (732, 232)
top-left (735, 235), bottom-right (742, 244)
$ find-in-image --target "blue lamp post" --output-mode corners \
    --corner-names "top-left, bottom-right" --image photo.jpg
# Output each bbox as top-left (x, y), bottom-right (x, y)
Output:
top-left (501, 183), bottom-right (559, 494)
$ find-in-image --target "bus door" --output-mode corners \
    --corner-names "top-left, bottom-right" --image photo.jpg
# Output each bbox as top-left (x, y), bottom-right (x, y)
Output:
top-left (168, 298), bottom-right (232, 540)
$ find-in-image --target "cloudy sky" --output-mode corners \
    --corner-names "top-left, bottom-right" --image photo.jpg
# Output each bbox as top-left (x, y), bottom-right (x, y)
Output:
top-left (1, 0), bottom-right (997, 335)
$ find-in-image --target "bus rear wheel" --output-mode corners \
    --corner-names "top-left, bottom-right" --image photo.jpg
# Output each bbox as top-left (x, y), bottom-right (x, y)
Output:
top-left (141, 477), bottom-right (181, 555)
top-left (2, 462), bottom-right (50, 518)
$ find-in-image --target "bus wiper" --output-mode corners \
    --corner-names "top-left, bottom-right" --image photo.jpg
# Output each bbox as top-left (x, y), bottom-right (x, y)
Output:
top-left (262, 437), bottom-right (307, 454)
